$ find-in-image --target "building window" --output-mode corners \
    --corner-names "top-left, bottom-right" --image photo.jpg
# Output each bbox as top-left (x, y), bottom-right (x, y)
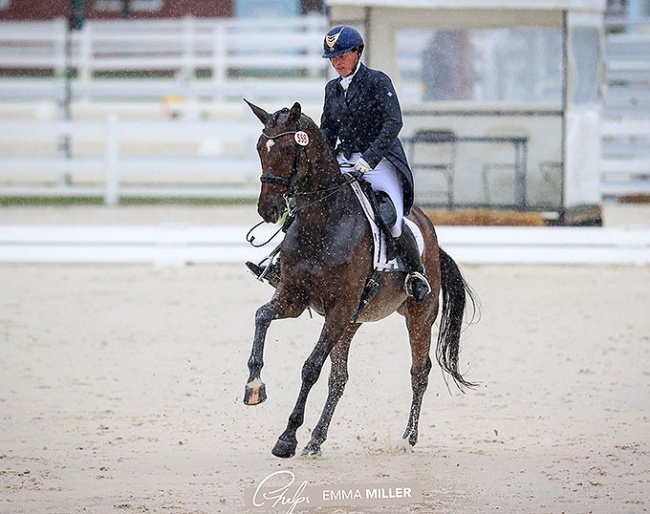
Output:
top-left (397, 27), bottom-right (563, 104)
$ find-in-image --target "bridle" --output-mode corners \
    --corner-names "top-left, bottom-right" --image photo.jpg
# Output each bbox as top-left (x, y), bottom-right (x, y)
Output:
top-left (259, 123), bottom-right (305, 192)
top-left (249, 117), bottom-right (357, 248)
top-left (259, 119), bottom-right (353, 199)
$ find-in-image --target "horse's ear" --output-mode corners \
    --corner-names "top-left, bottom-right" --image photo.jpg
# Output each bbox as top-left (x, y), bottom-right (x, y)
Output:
top-left (288, 102), bottom-right (302, 124)
top-left (244, 98), bottom-right (271, 125)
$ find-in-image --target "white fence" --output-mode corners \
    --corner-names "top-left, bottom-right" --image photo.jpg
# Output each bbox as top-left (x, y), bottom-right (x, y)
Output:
top-left (0, 116), bottom-right (264, 204)
top-left (0, 16), bottom-right (328, 81)
top-left (1, 224), bottom-right (648, 266)
top-left (1, 115), bottom-right (648, 205)
top-left (0, 16), bottom-right (328, 104)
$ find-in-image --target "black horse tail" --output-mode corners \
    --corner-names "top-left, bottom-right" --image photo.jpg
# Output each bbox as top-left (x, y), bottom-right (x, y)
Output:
top-left (436, 247), bottom-right (479, 392)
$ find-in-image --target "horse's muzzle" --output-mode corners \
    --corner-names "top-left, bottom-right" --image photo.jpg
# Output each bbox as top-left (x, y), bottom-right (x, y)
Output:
top-left (257, 197), bottom-right (283, 224)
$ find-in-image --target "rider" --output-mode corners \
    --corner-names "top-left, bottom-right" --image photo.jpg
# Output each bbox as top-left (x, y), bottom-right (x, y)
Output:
top-left (248, 25), bottom-right (431, 302)
top-left (321, 25), bottom-right (430, 301)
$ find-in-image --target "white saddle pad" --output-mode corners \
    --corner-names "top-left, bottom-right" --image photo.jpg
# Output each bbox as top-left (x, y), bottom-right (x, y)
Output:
top-left (348, 180), bottom-right (424, 272)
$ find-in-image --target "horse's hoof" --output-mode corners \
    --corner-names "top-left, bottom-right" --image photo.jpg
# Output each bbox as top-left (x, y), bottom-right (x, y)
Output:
top-left (272, 437), bottom-right (297, 459)
top-left (396, 436), bottom-right (415, 453)
top-left (301, 442), bottom-right (322, 457)
top-left (398, 429), bottom-right (417, 452)
top-left (243, 379), bottom-right (267, 405)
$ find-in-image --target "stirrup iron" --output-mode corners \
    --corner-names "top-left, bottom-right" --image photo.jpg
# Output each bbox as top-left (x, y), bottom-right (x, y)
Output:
top-left (405, 271), bottom-right (431, 301)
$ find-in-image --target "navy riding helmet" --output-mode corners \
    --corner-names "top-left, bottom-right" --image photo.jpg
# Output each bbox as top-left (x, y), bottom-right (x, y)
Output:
top-left (322, 25), bottom-right (364, 59)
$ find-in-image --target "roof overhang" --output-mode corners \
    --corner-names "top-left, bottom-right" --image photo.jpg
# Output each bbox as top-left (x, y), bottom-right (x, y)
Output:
top-left (325, 0), bottom-right (606, 13)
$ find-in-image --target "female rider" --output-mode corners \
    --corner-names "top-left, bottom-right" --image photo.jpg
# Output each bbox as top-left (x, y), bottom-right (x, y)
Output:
top-left (320, 25), bottom-right (430, 301)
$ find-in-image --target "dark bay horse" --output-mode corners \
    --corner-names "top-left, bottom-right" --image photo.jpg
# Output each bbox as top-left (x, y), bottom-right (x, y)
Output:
top-left (243, 100), bottom-right (477, 458)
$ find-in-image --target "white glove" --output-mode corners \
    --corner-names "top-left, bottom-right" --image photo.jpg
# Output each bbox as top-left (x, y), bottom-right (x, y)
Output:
top-left (353, 157), bottom-right (372, 175)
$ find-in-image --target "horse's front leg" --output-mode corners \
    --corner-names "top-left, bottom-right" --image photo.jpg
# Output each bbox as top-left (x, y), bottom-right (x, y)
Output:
top-left (272, 319), bottom-right (349, 459)
top-left (244, 296), bottom-right (304, 406)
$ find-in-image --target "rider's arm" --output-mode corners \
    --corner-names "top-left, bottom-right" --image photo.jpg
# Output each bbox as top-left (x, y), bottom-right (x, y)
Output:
top-left (360, 71), bottom-right (403, 169)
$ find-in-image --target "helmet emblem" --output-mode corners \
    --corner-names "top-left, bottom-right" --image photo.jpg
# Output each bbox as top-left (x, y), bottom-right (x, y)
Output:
top-left (325, 27), bottom-right (344, 49)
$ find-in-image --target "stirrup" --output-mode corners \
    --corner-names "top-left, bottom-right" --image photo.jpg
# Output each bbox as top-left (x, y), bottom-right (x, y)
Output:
top-left (245, 261), bottom-right (265, 280)
top-left (405, 271), bottom-right (431, 301)
top-left (245, 259), bottom-right (280, 286)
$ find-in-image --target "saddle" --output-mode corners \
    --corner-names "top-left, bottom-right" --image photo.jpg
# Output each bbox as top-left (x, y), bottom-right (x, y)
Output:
top-left (347, 179), bottom-right (424, 272)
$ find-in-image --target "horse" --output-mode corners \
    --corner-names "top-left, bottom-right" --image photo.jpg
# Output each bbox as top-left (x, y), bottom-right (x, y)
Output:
top-left (243, 99), bottom-right (477, 458)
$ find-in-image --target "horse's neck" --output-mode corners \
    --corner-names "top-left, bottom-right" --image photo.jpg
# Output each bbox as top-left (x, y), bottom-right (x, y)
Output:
top-left (294, 147), bottom-right (357, 232)
top-left (293, 193), bottom-right (359, 256)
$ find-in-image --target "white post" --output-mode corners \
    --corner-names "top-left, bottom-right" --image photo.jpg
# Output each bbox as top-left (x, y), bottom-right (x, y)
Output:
top-left (104, 115), bottom-right (119, 206)
top-left (79, 21), bottom-right (92, 93)
top-left (53, 18), bottom-right (67, 79)
top-left (181, 16), bottom-right (195, 82)
top-left (305, 13), bottom-right (323, 78)
top-left (212, 22), bottom-right (226, 97)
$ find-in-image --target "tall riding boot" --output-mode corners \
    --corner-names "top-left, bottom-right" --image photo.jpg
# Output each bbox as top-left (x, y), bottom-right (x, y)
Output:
top-left (394, 227), bottom-right (431, 301)
top-left (245, 256), bottom-right (281, 288)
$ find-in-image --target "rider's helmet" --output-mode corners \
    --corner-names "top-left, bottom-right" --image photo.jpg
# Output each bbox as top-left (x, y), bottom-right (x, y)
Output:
top-left (322, 25), bottom-right (364, 59)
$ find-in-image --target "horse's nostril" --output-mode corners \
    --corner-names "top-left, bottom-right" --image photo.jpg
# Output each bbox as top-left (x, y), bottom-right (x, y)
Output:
top-left (258, 202), bottom-right (279, 224)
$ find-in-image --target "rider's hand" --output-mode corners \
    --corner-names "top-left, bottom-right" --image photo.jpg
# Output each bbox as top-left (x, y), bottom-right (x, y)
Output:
top-left (353, 157), bottom-right (371, 175)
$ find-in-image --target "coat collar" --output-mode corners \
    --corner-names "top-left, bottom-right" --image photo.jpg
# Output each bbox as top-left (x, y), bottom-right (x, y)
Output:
top-left (338, 63), bottom-right (367, 102)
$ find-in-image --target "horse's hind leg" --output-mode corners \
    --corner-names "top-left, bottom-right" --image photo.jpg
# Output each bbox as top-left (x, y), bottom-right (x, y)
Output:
top-left (402, 304), bottom-right (437, 448)
top-left (302, 324), bottom-right (360, 457)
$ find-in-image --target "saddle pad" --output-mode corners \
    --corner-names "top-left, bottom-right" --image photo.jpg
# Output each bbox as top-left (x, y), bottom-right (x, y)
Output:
top-left (348, 180), bottom-right (424, 272)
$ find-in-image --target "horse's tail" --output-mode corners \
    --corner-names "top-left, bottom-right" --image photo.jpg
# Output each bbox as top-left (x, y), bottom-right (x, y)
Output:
top-left (436, 247), bottom-right (479, 392)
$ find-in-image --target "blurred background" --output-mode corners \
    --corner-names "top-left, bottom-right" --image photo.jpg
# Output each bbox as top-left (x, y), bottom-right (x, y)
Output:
top-left (0, 0), bottom-right (648, 226)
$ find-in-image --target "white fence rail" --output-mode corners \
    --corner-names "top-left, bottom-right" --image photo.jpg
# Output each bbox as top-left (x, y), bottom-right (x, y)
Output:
top-left (0, 117), bottom-right (264, 204)
top-left (1, 117), bottom-right (649, 205)
top-left (0, 16), bottom-right (328, 104)
top-left (0, 225), bottom-right (648, 266)
top-left (0, 16), bottom-right (328, 82)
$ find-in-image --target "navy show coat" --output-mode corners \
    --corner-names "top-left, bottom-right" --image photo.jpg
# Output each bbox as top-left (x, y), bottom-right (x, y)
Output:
top-left (319, 63), bottom-right (415, 215)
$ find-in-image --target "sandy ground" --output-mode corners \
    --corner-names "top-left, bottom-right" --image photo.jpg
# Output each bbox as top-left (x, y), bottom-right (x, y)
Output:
top-left (1, 204), bottom-right (649, 514)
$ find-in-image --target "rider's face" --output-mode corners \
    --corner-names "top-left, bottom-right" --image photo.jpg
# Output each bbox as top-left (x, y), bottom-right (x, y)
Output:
top-left (329, 50), bottom-right (359, 77)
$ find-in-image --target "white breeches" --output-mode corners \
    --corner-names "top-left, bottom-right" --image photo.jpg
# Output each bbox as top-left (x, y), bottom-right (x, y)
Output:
top-left (337, 152), bottom-right (404, 237)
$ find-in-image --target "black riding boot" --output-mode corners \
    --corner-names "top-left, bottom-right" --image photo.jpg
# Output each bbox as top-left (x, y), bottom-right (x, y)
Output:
top-left (394, 228), bottom-right (431, 301)
top-left (245, 257), bottom-right (281, 288)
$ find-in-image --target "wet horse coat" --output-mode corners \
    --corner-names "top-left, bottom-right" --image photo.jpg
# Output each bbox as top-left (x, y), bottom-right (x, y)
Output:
top-left (243, 100), bottom-right (476, 458)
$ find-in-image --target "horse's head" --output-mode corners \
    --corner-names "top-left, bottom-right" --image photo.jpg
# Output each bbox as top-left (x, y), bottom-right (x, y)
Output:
top-left (246, 99), bottom-right (312, 224)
